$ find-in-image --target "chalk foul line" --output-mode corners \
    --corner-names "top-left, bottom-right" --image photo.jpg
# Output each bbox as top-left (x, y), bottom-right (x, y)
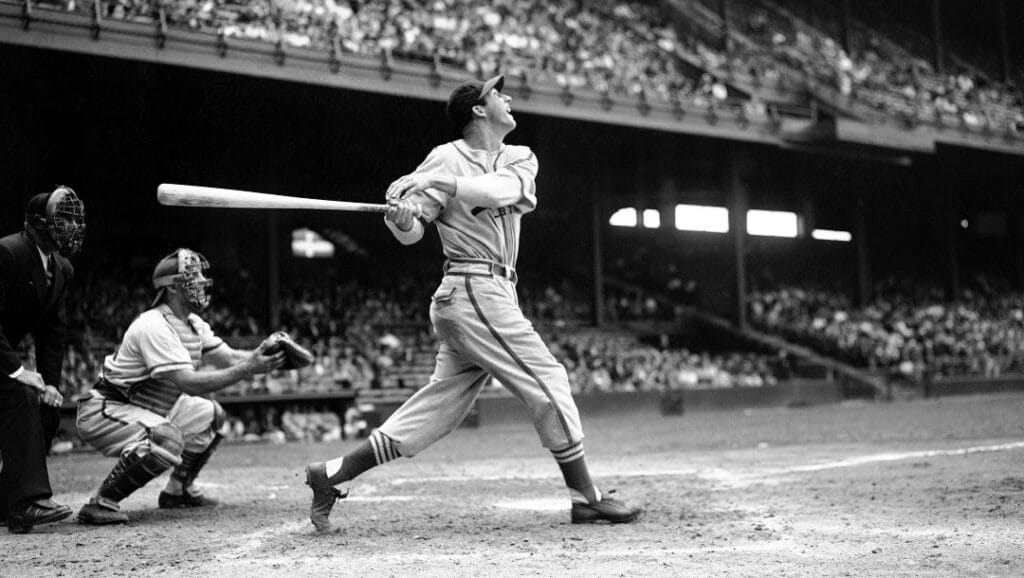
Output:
top-left (781, 440), bottom-right (1024, 473)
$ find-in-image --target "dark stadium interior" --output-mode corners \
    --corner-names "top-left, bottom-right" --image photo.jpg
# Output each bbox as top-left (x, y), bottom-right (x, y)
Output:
top-left (5, 43), bottom-right (1024, 317)
top-left (1, 0), bottom-right (1024, 432)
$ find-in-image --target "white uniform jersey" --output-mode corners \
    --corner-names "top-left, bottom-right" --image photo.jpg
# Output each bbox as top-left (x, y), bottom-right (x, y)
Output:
top-left (98, 304), bottom-right (225, 414)
top-left (410, 140), bottom-right (538, 268)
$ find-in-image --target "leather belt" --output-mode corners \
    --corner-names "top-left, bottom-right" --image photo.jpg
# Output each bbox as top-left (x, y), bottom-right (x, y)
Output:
top-left (443, 258), bottom-right (518, 284)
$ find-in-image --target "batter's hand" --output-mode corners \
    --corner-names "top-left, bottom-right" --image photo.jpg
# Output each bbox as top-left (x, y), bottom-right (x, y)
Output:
top-left (387, 173), bottom-right (439, 201)
top-left (386, 200), bottom-right (420, 231)
top-left (38, 385), bottom-right (64, 408)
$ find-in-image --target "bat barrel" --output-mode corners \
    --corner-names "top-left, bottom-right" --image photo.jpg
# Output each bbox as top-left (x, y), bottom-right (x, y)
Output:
top-left (157, 184), bottom-right (387, 213)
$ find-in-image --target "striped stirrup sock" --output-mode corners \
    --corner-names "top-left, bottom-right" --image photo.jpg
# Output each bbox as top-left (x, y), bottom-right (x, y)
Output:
top-left (551, 441), bottom-right (602, 504)
top-left (326, 430), bottom-right (402, 486)
top-left (551, 441), bottom-right (585, 464)
top-left (369, 430), bottom-right (401, 465)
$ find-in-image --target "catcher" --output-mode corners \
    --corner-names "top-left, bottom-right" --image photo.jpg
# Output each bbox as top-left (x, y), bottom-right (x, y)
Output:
top-left (74, 248), bottom-right (310, 525)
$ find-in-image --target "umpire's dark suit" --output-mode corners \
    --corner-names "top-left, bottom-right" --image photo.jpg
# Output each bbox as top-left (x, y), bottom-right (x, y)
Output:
top-left (0, 231), bottom-right (74, 519)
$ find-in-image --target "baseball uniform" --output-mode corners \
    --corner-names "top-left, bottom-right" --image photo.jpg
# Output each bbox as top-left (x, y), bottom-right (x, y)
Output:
top-left (304, 76), bottom-right (640, 531)
top-left (378, 139), bottom-right (584, 456)
top-left (77, 304), bottom-right (226, 457)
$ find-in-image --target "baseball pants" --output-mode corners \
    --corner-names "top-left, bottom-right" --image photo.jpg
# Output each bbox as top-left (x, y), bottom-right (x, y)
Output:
top-left (380, 271), bottom-right (584, 456)
top-left (77, 392), bottom-right (220, 458)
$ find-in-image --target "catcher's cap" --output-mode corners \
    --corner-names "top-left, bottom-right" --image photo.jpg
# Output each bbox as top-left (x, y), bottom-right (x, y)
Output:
top-left (446, 75), bottom-right (504, 131)
top-left (151, 253), bottom-right (177, 308)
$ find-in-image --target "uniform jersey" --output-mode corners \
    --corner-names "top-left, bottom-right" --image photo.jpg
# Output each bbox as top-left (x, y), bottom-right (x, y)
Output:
top-left (378, 138), bottom-right (585, 457)
top-left (408, 140), bottom-right (538, 268)
top-left (98, 304), bottom-right (225, 414)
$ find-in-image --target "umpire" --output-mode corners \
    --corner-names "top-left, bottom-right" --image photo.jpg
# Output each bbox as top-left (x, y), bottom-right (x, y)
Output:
top-left (0, 186), bottom-right (86, 533)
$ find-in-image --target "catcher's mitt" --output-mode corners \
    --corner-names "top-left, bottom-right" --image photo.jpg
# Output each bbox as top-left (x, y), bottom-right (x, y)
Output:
top-left (261, 331), bottom-right (315, 370)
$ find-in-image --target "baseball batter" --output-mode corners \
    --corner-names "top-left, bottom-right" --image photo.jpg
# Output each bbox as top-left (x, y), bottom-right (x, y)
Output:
top-left (305, 75), bottom-right (642, 532)
top-left (75, 248), bottom-right (285, 525)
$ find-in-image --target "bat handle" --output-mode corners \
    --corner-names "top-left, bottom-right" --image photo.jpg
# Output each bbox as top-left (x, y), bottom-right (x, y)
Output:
top-left (385, 200), bottom-right (423, 219)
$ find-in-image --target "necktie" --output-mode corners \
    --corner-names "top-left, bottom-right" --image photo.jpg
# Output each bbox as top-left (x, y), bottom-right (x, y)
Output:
top-left (45, 254), bottom-right (54, 286)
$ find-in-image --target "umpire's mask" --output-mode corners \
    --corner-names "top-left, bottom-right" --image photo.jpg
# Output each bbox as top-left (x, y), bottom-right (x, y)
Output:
top-left (26, 186), bottom-right (87, 257)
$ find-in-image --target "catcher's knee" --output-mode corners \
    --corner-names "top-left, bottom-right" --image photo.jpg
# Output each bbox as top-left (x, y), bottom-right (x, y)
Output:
top-left (211, 401), bottom-right (226, 431)
top-left (147, 423), bottom-right (185, 466)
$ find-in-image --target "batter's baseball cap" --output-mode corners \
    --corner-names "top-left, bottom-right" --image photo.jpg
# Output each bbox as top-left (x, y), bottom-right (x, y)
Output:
top-left (446, 75), bottom-right (505, 131)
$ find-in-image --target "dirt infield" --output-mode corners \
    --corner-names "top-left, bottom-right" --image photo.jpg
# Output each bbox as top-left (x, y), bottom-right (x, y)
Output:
top-left (3, 393), bottom-right (1023, 577)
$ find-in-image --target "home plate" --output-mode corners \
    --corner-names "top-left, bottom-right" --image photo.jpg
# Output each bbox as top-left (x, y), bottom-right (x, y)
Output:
top-left (493, 498), bottom-right (567, 511)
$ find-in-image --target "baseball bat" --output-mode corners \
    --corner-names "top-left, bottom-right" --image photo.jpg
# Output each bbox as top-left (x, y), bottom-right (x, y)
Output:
top-left (157, 183), bottom-right (388, 213)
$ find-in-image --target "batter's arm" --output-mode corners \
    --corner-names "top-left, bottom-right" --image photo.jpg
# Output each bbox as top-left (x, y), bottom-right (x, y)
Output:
top-left (384, 207), bottom-right (426, 245)
top-left (384, 146), bottom-right (449, 244)
top-left (452, 151), bottom-right (537, 209)
top-left (389, 151), bottom-right (538, 210)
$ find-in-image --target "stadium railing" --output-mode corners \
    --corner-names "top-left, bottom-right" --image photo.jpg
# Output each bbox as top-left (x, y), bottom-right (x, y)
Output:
top-left (0, 0), bottom-right (804, 143)
top-left (3, 0), bottom-right (1018, 152)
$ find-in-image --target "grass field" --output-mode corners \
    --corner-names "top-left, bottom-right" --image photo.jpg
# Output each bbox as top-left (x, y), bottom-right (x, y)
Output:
top-left (3, 393), bottom-right (1023, 577)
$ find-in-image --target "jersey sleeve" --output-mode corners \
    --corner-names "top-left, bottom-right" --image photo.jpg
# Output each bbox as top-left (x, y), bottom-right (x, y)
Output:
top-left (130, 315), bottom-right (195, 377)
top-left (453, 146), bottom-right (538, 211)
top-left (505, 146), bottom-right (539, 213)
top-left (191, 314), bottom-right (226, 356)
top-left (403, 145), bottom-right (453, 222)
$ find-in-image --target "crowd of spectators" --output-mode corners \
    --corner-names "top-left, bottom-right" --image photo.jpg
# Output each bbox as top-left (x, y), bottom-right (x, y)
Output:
top-left (686, 0), bottom-right (1024, 130)
top-left (748, 281), bottom-right (1024, 381)
top-left (20, 259), bottom-right (782, 404)
top-left (20, 0), bottom-right (1024, 129)
top-left (550, 330), bottom-right (781, 392)
top-left (222, 404), bottom-right (343, 442)
top-left (31, 0), bottom-right (716, 106)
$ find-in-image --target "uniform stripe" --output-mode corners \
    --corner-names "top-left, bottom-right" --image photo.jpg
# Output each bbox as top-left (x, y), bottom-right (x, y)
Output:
top-left (506, 165), bottom-right (527, 264)
top-left (100, 399), bottom-right (134, 427)
top-left (492, 155), bottom-right (513, 266)
top-left (369, 431), bottom-right (399, 464)
top-left (551, 442), bottom-right (585, 463)
top-left (553, 449), bottom-right (585, 464)
top-left (202, 341), bottom-right (226, 354)
top-left (486, 152), bottom-right (514, 266)
top-left (504, 152), bottom-right (535, 168)
top-left (381, 432), bottom-right (399, 460)
top-left (370, 435), bottom-right (384, 464)
top-left (551, 441), bottom-right (582, 457)
top-left (463, 276), bottom-right (574, 443)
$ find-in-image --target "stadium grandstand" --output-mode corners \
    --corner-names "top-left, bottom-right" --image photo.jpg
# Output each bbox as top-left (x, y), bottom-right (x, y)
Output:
top-left (3, 0), bottom-right (1024, 445)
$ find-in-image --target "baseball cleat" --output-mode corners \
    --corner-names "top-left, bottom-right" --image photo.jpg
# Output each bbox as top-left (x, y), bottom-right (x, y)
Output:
top-left (158, 490), bottom-right (219, 509)
top-left (305, 462), bottom-right (347, 532)
top-left (7, 499), bottom-right (72, 533)
top-left (78, 500), bottom-right (129, 525)
top-left (570, 495), bottom-right (643, 524)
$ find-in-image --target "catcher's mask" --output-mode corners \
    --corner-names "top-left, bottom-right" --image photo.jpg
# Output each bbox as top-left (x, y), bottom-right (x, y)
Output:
top-left (151, 248), bottom-right (213, 313)
top-left (26, 186), bottom-right (87, 257)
